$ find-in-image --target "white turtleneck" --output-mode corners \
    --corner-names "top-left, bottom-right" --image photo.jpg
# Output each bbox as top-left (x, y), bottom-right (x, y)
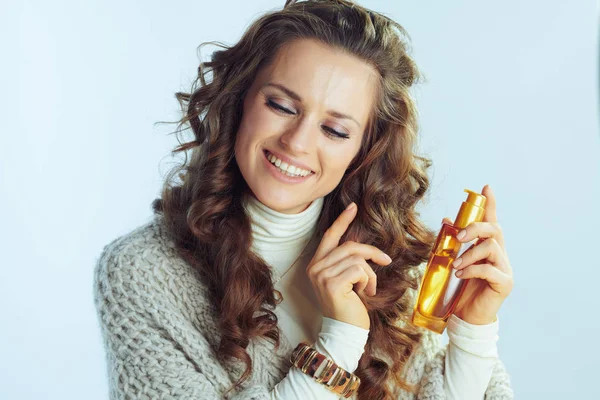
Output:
top-left (243, 193), bottom-right (500, 400)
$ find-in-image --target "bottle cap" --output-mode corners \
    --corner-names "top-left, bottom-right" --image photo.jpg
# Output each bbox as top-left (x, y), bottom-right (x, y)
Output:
top-left (453, 189), bottom-right (487, 230)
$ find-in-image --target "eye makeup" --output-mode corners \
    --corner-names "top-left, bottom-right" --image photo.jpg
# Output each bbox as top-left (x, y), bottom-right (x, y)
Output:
top-left (264, 97), bottom-right (351, 140)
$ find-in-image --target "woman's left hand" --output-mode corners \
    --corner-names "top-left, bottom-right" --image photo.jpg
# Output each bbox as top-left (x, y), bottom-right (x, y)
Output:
top-left (441, 184), bottom-right (514, 326)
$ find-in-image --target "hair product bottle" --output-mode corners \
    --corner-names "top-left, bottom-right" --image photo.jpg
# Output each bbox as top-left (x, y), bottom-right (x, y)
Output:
top-left (411, 189), bottom-right (487, 334)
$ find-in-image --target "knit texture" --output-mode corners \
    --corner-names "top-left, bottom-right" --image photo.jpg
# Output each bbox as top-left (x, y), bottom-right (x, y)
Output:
top-left (93, 213), bottom-right (514, 399)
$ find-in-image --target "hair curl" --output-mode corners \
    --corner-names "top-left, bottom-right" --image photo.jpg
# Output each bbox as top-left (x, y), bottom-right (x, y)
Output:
top-left (151, 0), bottom-right (437, 398)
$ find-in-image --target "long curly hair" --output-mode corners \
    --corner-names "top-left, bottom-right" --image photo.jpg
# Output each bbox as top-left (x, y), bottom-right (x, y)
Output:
top-left (151, 0), bottom-right (437, 398)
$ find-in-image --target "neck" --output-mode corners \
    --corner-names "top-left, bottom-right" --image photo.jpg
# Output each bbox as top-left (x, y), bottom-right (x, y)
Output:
top-left (242, 192), bottom-right (324, 252)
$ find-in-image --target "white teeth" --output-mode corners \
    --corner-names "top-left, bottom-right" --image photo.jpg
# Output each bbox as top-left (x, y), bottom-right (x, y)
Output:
top-left (266, 151), bottom-right (311, 177)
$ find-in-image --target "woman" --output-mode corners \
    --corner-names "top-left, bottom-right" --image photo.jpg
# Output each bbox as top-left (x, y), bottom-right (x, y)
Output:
top-left (93, 0), bottom-right (514, 399)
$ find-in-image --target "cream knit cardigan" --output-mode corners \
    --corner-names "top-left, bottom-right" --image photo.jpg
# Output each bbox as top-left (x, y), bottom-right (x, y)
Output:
top-left (93, 213), bottom-right (514, 399)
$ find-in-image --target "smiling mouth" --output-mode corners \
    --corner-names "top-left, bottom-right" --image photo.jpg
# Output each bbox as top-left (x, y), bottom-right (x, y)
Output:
top-left (263, 150), bottom-right (315, 177)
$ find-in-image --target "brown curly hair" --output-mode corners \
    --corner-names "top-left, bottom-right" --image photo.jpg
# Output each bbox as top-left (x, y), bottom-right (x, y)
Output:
top-left (151, 0), bottom-right (437, 398)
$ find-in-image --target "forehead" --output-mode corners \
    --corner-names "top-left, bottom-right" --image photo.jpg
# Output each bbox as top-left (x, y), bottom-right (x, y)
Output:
top-left (257, 38), bottom-right (379, 128)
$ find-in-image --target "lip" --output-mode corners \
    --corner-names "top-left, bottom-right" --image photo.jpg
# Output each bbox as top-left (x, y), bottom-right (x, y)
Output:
top-left (262, 150), bottom-right (314, 183)
top-left (263, 149), bottom-right (314, 173)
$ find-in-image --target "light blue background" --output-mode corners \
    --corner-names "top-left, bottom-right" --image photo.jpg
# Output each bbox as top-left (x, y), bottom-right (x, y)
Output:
top-left (2, 0), bottom-right (598, 398)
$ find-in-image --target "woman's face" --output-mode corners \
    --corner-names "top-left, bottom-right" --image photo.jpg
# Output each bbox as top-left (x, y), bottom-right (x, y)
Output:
top-left (234, 38), bottom-right (378, 214)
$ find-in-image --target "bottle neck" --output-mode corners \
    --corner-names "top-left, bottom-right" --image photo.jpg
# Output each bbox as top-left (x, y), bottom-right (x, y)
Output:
top-left (454, 202), bottom-right (485, 229)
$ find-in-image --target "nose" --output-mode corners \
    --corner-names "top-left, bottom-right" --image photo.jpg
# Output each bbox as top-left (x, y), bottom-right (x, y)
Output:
top-left (279, 117), bottom-right (315, 155)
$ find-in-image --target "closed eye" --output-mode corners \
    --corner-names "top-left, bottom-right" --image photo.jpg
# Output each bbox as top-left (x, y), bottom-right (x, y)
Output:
top-left (265, 99), bottom-right (350, 140)
top-left (266, 99), bottom-right (294, 115)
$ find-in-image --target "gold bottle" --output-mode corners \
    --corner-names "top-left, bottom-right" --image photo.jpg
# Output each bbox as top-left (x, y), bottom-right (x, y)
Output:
top-left (411, 189), bottom-right (487, 334)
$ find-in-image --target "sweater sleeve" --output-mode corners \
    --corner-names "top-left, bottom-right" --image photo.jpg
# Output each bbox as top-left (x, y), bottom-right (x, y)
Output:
top-left (444, 314), bottom-right (501, 400)
top-left (270, 317), bottom-right (369, 399)
top-left (415, 325), bottom-right (514, 400)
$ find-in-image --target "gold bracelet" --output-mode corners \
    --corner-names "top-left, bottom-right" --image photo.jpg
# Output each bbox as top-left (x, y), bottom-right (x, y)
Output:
top-left (290, 341), bottom-right (361, 398)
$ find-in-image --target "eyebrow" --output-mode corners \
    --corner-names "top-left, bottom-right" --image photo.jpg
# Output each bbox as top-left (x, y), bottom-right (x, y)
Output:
top-left (262, 82), bottom-right (361, 128)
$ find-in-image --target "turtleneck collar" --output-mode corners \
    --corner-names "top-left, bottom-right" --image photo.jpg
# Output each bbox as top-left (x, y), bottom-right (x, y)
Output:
top-left (242, 193), bottom-right (324, 251)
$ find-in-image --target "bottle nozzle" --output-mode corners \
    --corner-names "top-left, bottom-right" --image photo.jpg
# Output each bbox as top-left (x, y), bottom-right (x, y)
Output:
top-left (453, 189), bottom-right (487, 230)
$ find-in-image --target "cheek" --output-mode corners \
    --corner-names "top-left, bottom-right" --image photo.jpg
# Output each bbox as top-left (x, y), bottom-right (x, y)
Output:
top-left (237, 106), bottom-right (274, 146)
top-left (234, 124), bottom-right (253, 169)
top-left (233, 124), bottom-right (244, 154)
top-left (235, 114), bottom-right (258, 154)
top-left (321, 145), bottom-right (359, 178)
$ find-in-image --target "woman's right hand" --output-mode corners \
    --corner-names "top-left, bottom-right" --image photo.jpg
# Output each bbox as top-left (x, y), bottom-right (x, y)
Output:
top-left (306, 202), bottom-right (393, 330)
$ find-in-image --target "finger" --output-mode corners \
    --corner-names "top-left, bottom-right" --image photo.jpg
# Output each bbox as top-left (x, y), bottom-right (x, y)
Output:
top-left (312, 241), bottom-right (391, 275)
top-left (456, 220), bottom-right (505, 249)
top-left (452, 238), bottom-right (510, 274)
top-left (313, 202), bottom-right (357, 261)
top-left (328, 263), bottom-right (371, 296)
top-left (318, 256), bottom-right (378, 296)
top-left (442, 217), bottom-right (453, 225)
top-left (455, 263), bottom-right (513, 296)
top-left (481, 184), bottom-right (498, 223)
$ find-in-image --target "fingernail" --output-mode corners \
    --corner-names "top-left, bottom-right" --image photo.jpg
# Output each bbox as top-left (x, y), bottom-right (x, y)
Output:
top-left (383, 253), bottom-right (392, 263)
top-left (456, 270), bottom-right (463, 277)
top-left (346, 202), bottom-right (356, 211)
top-left (452, 257), bottom-right (462, 268)
top-left (457, 230), bottom-right (466, 240)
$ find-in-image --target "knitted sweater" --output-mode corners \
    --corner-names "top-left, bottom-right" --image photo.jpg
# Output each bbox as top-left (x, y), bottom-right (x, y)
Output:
top-left (93, 210), bottom-right (514, 399)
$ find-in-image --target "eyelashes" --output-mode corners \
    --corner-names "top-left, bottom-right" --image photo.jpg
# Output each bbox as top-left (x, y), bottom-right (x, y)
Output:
top-left (266, 99), bottom-right (294, 115)
top-left (265, 99), bottom-right (350, 140)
